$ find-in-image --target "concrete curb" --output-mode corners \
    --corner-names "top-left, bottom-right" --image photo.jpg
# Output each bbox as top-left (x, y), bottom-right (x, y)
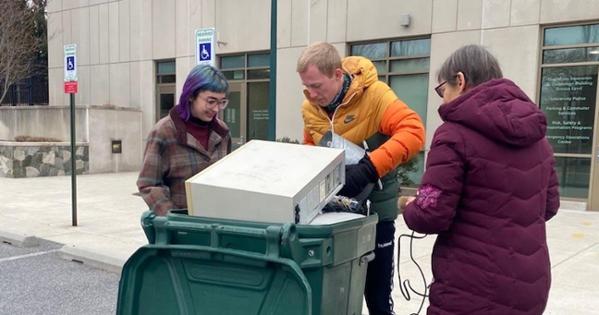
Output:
top-left (0, 230), bottom-right (39, 248)
top-left (560, 200), bottom-right (587, 211)
top-left (58, 245), bottom-right (124, 275)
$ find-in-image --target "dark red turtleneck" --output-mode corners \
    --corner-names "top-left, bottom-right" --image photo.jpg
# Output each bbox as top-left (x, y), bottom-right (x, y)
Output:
top-left (184, 117), bottom-right (212, 149)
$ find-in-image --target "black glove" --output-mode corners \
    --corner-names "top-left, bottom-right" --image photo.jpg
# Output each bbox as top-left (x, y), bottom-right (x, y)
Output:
top-left (338, 155), bottom-right (379, 199)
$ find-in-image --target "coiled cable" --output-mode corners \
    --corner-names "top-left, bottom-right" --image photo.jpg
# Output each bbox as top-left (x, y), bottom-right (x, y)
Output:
top-left (396, 231), bottom-right (429, 315)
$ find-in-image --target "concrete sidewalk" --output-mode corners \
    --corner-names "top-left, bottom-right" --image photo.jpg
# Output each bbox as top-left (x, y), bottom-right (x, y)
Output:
top-left (394, 207), bottom-right (599, 314)
top-left (0, 172), bottom-right (598, 314)
top-left (0, 172), bottom-right (147, 273)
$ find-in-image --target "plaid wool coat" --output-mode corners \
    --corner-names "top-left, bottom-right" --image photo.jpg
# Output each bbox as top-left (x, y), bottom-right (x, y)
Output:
top-left (137, 107), bottom-right (231, 215)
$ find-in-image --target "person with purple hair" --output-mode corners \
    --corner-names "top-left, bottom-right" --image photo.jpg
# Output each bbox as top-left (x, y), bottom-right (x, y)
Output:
top-left (137, 64), bottom-right (231, 216)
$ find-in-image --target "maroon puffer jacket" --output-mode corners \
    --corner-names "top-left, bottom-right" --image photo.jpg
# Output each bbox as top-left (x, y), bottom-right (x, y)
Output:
top-left (403, 79), bottom-right (560, 315)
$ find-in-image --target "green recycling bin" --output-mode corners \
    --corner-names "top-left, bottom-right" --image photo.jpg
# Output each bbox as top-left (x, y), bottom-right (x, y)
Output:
top-left (117, 211), bottom-right (377, 315)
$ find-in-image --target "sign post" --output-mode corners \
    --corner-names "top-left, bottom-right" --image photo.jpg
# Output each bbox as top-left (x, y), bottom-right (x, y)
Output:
top-left (64, 44), bottom-right (78, 227)
top-left (195, 28), bottom-right (216, 67)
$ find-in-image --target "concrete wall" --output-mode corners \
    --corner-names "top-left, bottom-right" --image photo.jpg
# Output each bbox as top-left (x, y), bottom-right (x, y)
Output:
top-left (0, 106), bottom-right (87, 142)
top-left (47, 0), bottom-right (272, 139)
top-left (47, 0), bottom-right (154, 137)
top-left (46, 0), bottom-right (599, 160)
top-left (87, 107), bottom-right (143, 173)
top-left (275, 47), bottom-right (305, 143)
top-left (0, 106), bottom-right (142, 173)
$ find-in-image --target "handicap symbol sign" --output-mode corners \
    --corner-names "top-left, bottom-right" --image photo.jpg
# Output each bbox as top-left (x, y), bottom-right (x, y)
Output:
top-left (66, 56), bottom-right (75, 71)
top-left (199, 43), bottom-right (211, 61)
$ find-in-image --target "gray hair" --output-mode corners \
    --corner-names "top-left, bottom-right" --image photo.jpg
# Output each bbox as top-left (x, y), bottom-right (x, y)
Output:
top-left (437, 45), bottom-right (503, 88)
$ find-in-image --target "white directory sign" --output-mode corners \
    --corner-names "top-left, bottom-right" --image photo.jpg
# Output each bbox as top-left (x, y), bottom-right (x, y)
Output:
top-left (195, 28), bottom-right (216, 67)
top-left (64, 44), bottom-right (77, 82)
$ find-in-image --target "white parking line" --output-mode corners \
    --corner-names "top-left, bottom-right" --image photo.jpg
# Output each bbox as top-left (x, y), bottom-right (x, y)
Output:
top-left (0, 249), bottom-right (60, 263)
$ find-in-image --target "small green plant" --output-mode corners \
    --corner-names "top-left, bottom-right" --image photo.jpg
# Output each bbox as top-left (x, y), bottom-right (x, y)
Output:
top-left (396, 155), bottom-right (419, 187)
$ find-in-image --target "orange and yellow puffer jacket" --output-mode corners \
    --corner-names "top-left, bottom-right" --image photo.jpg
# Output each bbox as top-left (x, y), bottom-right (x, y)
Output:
top-left (301, 56), bottom-right (425, 221)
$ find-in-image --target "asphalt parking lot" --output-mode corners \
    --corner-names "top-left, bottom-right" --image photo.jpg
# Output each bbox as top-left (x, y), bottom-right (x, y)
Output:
top-left (0, 239), bottom-right (119, 315)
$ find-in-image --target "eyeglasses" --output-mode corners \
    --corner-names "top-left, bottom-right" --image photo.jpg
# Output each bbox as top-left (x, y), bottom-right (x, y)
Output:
top-left (434, 80), bottom-right (448, 98)
top-left (200, 96), bottom-right (229, 110)
top-left (435, 74), bottom-right (465, 98)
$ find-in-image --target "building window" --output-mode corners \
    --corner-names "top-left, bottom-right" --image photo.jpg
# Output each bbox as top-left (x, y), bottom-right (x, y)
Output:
top-left (350, 38), bottom-right (431, 188)
top-left (220, 52), bottom-right (271, 144)
top-left (539, 23), bottom-right (599, 199)
top-left (156, 60), bottom-right (176, 84)
top-left (155, 60), bottom-right (176, 120)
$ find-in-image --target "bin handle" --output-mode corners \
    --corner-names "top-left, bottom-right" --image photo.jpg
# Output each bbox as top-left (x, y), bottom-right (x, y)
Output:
top-left (150, 244), bottom-right (313, 315)
top-left (162, 221), bottom-right (273, 237)
top-left (359, 252), bottom-right (375, 266)
top-left (140, 211), bottom-right (156, 243)
top-left (280, 223), bottom-right (295, 244)
top-left (153, 220), bottom-right (286, 258)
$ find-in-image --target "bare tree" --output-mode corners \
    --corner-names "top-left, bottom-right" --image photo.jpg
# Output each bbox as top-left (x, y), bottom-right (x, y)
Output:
top-left (0, 0), bottom-right (41, 105)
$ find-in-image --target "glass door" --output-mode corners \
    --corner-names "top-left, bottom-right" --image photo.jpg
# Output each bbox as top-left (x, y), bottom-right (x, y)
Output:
top-left (540, 23), bottom-right (599, 210)
top-left (223, 82), bottom-right (246, 149)
top-left (247, 82), bottom-right (270, 141)
top-left (156, 84), bottom-right (175, 120)
top-left (219, 52), bottom-right (272, 144)
top-left (590, 71), bottom-right (599, 211)
top-left (155, 60), bottom-right (176, 121)
top-left (540, 66), bottom-right (597, 202)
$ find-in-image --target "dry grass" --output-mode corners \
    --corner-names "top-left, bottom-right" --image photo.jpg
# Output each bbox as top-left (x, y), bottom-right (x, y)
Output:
top-left (14, 135), bottom-right (63, 142)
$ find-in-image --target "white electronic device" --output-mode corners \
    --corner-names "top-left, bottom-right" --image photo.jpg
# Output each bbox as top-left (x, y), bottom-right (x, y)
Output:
top-left (185, 140), bottom-right (345, 224)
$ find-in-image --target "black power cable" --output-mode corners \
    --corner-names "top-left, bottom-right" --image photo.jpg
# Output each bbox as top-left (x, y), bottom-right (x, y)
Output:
top-left (396, 231), bottom-right (429, 315)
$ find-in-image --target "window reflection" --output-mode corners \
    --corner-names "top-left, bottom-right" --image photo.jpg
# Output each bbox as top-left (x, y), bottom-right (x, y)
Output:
top-left (540, 23), bottom-right (599, 201)
top-left (543, 47), bottom-right (599, 64)
top-left (157, 61), bottom-right (175, 75)
top-left (397, 152), bottom-right (425, 186)
top-left (390, 74), bottom-right (429, 125)
top-left (544, 24), bottom-right (599, 46)
top-left (351, 42), bottom-right (388, 60)
top-left (373, 60), bottom-right (388, 75)
top-left (219, 52), bottom-right (271, 142)
top-left (248, 82), bottom-right (269, 141)
top-left (224, 92), bottom-right (241, 139)
top-left (391, 38), bottom-right (431, 57)
top-left (248, 54), bottom-right (270, 68)
top-left (247, 69), bottom-right (270, 80)
top-left (159, 94), bottom-right (174, 119)
top-left (351, 38), bottom-right (431, 187)
top-left (390, 58), bottom-right (430, 74)
top-left (539, 66), bottom-right (597, 154)
top-left (554, 157), bottom-right (590, 198)
top-left (221, 55), bottom-right (245, 69)
top-left (222, 70), bottom-right (245, 80)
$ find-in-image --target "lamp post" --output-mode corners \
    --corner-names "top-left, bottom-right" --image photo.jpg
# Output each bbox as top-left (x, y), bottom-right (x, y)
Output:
top-left (268, 0), bottom-right (277, 141)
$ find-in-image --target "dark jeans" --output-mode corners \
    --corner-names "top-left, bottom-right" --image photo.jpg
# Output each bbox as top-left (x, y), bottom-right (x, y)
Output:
top-left (364, 220), bottom-right (395, 315)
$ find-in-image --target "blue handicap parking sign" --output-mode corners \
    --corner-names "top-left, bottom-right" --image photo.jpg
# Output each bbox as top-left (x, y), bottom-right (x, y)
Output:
top-left (199, 43), bottom-right (211, 61)
top-left (66, 56), bottom-right (75, 70)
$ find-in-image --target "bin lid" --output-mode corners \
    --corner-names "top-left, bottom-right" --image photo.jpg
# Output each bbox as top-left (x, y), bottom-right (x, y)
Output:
top-left (309, 212), bottom-right (365, 225)
top-left (117, 245), bottom-right (312, 315)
